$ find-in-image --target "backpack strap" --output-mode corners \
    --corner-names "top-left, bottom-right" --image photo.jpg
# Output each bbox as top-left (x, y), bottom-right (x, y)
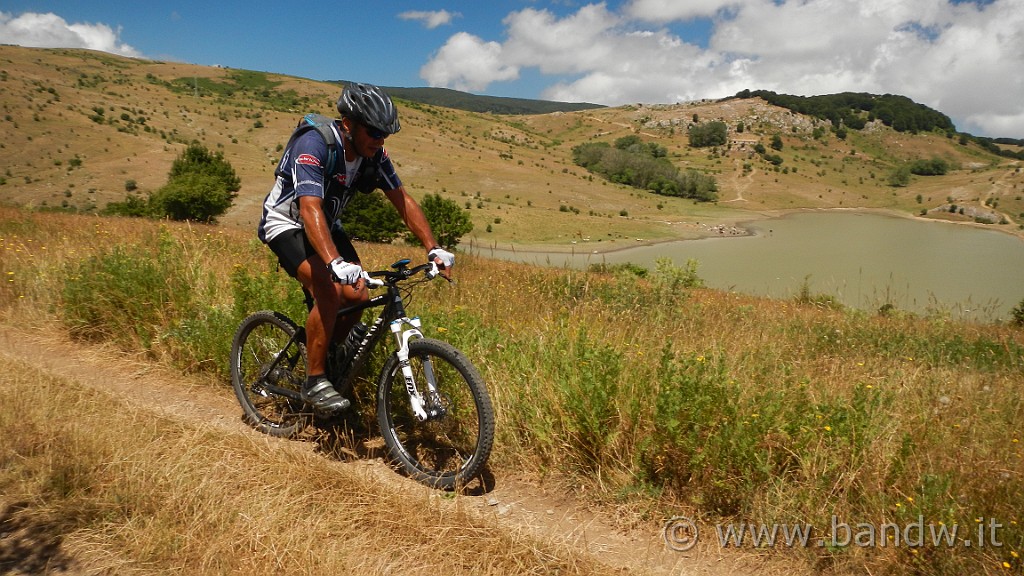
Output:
top-left (274, 113), bottom-right (340, 178)
top-left (351, 150), bottom-right (386, 194)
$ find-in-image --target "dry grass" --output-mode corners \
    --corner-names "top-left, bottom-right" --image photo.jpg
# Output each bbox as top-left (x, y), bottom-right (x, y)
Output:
top-left (4, 44), bottom-right (1024, 575)
top-left (0, 351), bottom-right (618, 575)
top-left (2, 207), bottom-right (1023, 575)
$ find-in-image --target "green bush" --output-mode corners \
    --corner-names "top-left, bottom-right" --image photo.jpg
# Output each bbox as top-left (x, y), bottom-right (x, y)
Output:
top-left (150, 173), bottom-right (236, 222)
top-left (572, 140), bottom-right (718, 202)
top-left (341, 191), bottom-right (405, 243)
top-left (688, 121), bottom-right (728, 148)
top-left (404, 193), bottom-right (473, 249)
top-left (1011, 298), bottom-right (1024, 327)
top-left (909, 156), bottom-right (950, 176)
top-left (62, 230), bottom-right (191, 349)
top-left (103, 143), bottom-right (239, 222)
top-left (642, 350), bottom-right (809, 515)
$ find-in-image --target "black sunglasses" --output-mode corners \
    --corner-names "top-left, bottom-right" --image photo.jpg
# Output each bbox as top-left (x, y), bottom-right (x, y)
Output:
top-left (363, 124), bottom-right (388, 140)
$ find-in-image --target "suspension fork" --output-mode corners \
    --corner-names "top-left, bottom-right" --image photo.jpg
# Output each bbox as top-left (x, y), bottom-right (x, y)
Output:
top-left (390, 316), bottom-right (444, 421)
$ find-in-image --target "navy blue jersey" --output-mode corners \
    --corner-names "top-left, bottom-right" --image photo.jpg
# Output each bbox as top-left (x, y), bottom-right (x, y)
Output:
top-left (258, 121), bottom-right (401, 243)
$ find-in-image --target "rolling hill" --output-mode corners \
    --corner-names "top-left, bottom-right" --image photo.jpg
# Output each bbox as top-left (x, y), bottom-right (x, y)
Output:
top-left (1, 45), bottom-right (1021, 248)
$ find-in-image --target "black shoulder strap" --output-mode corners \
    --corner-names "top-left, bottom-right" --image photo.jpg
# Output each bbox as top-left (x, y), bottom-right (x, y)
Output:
top-left (351, 149), bottom-right (387, 194)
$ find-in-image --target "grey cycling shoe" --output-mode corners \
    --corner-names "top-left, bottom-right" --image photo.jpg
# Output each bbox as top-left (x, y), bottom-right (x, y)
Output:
top-left (301, 376), bottom-right (350, 412)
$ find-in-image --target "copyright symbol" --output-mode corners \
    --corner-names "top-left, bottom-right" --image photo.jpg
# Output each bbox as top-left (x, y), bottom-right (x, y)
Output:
top-left (664, 516), bottom-right (699, 551)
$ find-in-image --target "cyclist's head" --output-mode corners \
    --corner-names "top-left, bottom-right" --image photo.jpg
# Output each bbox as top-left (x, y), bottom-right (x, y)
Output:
top-left (337, 83), bottom-right (400, 137)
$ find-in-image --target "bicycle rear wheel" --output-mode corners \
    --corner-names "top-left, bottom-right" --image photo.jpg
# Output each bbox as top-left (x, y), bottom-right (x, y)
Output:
top-left (377, 338), bottom-right (495, 490)
top-left (230, 310), bottom-right (310, 438)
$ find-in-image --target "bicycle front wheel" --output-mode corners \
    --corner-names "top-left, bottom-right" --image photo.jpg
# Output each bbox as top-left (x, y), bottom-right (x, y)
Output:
top-left (377, 338), bottom-right (495, 490)
top-left (230, 310), bottom-right (310, 438)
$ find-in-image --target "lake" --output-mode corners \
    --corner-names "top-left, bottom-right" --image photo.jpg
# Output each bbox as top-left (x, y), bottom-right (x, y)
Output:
top-left (469, 211), bottom-right (1024, 321)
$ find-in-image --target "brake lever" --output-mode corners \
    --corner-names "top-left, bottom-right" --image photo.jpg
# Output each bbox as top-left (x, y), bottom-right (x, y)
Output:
top-left (362, 271), bottom-right (384, 288)
top-left (426, 262), bottom-right (455, 284)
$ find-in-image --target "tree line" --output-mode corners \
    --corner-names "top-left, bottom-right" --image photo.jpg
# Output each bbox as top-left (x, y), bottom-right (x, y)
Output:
top-left (572, 135), bottom-right (718, 202)
top-left (732, 90), bottom-right (956, 135)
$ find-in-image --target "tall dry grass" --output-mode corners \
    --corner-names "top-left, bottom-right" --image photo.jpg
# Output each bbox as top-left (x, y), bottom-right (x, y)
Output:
top-left (2, 206), bottom-right (1023, 574)
top-left (0, 353), bottom-right (615, 575)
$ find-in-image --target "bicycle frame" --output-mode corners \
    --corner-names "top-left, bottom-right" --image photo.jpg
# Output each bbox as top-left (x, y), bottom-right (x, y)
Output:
top-left (251, 261), bottom-right (444, 421)
top-left (337, 270), bottom-right (437, 422)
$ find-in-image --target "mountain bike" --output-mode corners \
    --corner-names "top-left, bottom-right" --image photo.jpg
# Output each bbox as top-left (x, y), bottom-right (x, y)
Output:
top-left (229, 258), bottom-right (495, 490)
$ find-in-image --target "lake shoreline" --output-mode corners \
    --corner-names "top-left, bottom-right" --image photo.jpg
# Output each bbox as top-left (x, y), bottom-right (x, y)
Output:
top-left (462, 206), bottom-right (1024, 258)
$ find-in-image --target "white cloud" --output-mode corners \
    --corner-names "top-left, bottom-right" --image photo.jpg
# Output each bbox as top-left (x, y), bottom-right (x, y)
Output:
top-left (0, 11), bottom-right (141, 58)
top-left (398, 10), bottom-right (461, 29)
top-left (624, 0), bottom-right (741, 21)
top-left (419, 32), bottom-right (519, 92)
top-left (420, 0), bottom-right (1024, 137)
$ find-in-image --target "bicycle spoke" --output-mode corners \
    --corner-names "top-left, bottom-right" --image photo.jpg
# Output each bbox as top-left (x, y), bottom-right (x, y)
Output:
top-left (230, 311), bottom-right (310, 438)
top-left (378, 339), bottom-right (494, 489)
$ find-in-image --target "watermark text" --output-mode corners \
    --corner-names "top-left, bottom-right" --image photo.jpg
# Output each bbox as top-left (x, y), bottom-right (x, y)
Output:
top-left (664, 515), bottom-right (1004, 552)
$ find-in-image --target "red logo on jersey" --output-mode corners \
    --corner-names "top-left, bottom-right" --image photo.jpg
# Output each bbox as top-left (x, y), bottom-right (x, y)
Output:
top-left (296, 154), bottom-right (321, 168)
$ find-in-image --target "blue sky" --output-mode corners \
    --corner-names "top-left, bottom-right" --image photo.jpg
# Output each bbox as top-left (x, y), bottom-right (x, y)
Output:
top-left (2, 0), bottom-right (1022, 138)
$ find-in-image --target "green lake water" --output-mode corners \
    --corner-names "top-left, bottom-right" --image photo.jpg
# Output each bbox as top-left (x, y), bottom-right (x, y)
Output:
top-left (472, 211), bottom-right (1024, 321)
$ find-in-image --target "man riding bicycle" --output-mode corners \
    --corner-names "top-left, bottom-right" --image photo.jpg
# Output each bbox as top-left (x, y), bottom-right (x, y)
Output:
top-left (258, 82), bottom-right (455, 413)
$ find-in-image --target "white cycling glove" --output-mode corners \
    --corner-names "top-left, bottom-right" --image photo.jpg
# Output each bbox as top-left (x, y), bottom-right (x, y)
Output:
top-left (428, 246), bottom-right (455, 270)
top-left (328, 257), bottom-right (363, 284)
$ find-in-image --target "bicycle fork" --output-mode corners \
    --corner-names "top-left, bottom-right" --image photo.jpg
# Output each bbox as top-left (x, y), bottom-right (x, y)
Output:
top-left (391, 317), bottom-right (446, 422)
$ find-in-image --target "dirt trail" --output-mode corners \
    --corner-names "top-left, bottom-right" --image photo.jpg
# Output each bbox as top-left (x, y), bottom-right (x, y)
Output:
top-left (0, 324), bottom-right (799, 576)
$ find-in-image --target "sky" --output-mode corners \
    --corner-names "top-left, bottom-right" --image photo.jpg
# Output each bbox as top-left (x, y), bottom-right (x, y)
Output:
top-left (1, 0), bottom-right (1022, 138)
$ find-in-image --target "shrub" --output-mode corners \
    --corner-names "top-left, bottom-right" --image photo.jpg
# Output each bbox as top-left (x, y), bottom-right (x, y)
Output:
top-left (909, 157), bottom-right (949, 176)
top-left (404, 193), bottom-right (473, 249)
top-left (1012, 298), bottom-right (1024, 327)
top-left (150, 173), bottom-right (236, 223)
top-left (62, 230), bottom-right (190, 348)
top-left (572, 140), bottom-right (718, 202)
top-left (688, 121), bottom-right (728, 148)
top-left (888, 165), bottom-right (911, 187)
top-left (341, 192), bottom-right (405, 243)
top-left (104, 143), bottom-right (239, 222)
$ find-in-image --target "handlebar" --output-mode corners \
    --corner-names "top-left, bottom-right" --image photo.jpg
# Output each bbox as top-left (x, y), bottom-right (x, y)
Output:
top-left (364, 259), bottom-right (452, 288)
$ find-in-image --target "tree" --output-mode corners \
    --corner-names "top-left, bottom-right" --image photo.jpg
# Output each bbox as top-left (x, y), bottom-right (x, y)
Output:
top-left (770, 134), bottom-right (784, 151)
top-left (104, 142), bottom-right (240, 222)
top-left (404, 193), bottom-right (473, 249)
top-left (149, 173), bottom-right (236, 222)
top-left (169, 143), bottom-right (241, 195)
top-left (341, 192), bottom-right (405, 243)
top-left (688, 121), bottom-right (728, 148)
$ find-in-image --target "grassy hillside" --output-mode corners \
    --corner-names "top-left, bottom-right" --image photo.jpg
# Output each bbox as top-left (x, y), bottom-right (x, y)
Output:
top-left (7, 46), bottom-right (1024, 575)
top-left (2, 45), bottom-right (1021, 251)
top-left (1, 206), bottom-right (1022, 575)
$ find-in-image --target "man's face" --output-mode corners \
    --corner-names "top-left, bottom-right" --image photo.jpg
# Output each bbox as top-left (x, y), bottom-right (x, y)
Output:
top-left (347, 119), bottom-right (387, 158)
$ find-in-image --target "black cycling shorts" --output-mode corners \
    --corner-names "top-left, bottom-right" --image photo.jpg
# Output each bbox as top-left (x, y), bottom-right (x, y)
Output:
top-left (267, 228), bottom-right (359, 279)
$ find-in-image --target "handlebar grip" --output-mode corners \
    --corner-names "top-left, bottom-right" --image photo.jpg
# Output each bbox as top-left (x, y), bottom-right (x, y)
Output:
top-left (426, 262), bottom-right (440, 279)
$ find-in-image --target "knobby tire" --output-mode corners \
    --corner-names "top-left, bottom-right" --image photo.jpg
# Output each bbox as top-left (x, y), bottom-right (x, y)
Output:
top-left (230, 310), bottom-right (310, 438)
top-left (377, 338), bottom-right (495, 490)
